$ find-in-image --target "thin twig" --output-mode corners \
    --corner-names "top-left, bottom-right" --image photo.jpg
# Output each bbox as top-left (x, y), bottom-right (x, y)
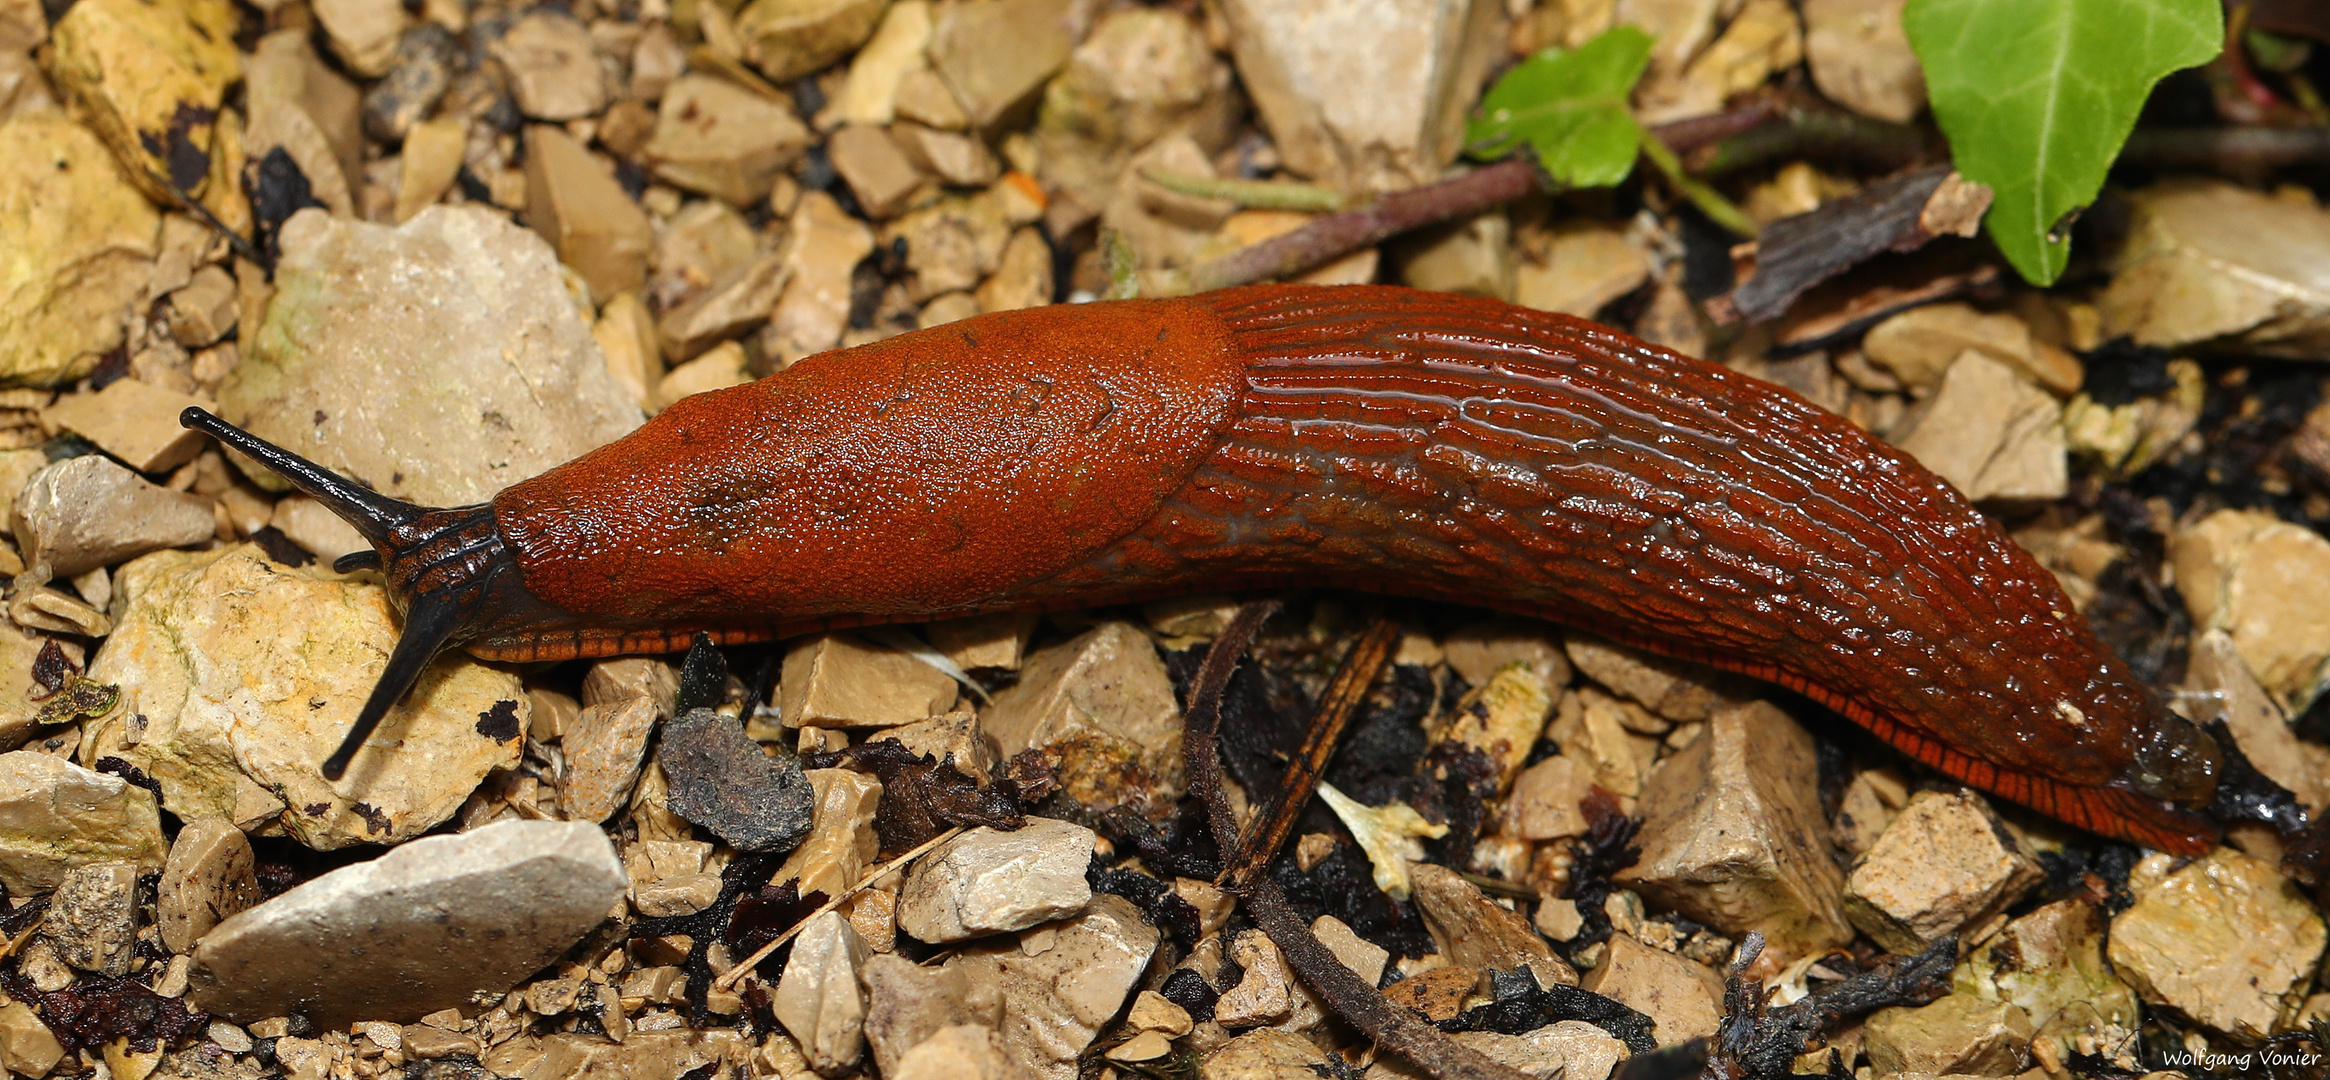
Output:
top-left (711, 824), bottom-right (965, 990)
top-left (1682, 107), bottom-right (1933, 178)
top-left (1182, 603), bottom-right (1536, 1080)
top-left (1139, 170), bottom-right (1352, 213)
top-left (1170, 159), bottom-right (1542, 294)
top-left (1223, 615), bottom-right (1401, 891)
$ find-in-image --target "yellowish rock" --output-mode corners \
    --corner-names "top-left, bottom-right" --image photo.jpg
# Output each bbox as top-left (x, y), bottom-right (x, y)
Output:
top-left (1892, 350), bottom-right (2068, 503)
top-left (526, 126), bottom-right (654, 301)
top-left (1843, 789), bottom-right (2042, 954)
top-left (1581, 933), bottom-right (1722, 1047)
top-left (928, 0), bottom-right (1077, 130)
top-left (81, 546), bottom-right (526, 849)
top-left (772, 768), bottom-right (884, 899)
top-left (2170, 508), bottom-right (2330, 715)
top-left (2100, 181), bottom-right (2330, 356)
top-left (647, 75), bottom-right (815, 206)
top-left (593, 292), bottom-right (664, 412)
top-left (1802, 0), bottom-right (1924, 123)
top-left (1516, 223), bottom-right (1650, 317)
top-left (2108, 848), bottom-right (2326, 1041)
top-left (980, 620), bottom-right (1183, 815)
top-left (243, 29), bottom-right (363, 218)
top-left (655, 341), bottom-right (754, 410)
top-left (44, 0), bottom-right (241, 203)
top-left (1430, 662), bottom-right (1553, 793)
top-left (40, 378), bottom-right (211, 473)
top-left (395, 117), bottom-right (469, 224)
top-left (738, 0), bottom-right (892, 84)
top-left (0, 113), bottom-right (161, 386)
top-left (826, 1), bottom-right (933, 128)
top-left (782, 632), bottom-right (959, 728)
top-left (313, 0), bottom-right (409, 77)
top-left (0, 751), bottom-right (168, 894)
top-left (1863, 993), bottom-right (2033, 1076)
top-left (492, 11), bottom-right (607, 122)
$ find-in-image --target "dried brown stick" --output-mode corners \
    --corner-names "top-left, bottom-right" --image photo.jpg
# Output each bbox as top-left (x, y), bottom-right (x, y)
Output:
top-left (1223, 615), bottom-right (1402, 891)
top-left (1182, 603), bottom-right (1536, 1080)
top-left (1177, 159), bottom-right (1541, 293)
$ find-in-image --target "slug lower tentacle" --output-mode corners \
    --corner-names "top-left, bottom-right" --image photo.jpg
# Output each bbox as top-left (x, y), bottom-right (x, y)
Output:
top-left (186, 283), bottom-right (2288, 859)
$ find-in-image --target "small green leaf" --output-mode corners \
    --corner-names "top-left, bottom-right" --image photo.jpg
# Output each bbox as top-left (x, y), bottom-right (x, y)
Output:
top-left (1906, 0), bottom-right (2222, 285)
top-left (1466, 26), bottom-right (1654, 189)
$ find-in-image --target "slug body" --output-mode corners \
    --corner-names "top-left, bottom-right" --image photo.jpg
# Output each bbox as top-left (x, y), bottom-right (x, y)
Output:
top-left (190, 284), bottom-right (2267, 855)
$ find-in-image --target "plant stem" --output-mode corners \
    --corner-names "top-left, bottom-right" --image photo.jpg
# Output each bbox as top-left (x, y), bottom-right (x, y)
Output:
top-left (1640, 135), bottom-right (1758, 238)
top-left (1172, 159), bottom-right (1541, 293)
top-left (1138, 171), bottom-right (1352, 213)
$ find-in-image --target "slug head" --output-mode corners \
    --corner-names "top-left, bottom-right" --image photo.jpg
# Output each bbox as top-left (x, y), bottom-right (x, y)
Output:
top-left (180, 409), bottom-right (547, 779)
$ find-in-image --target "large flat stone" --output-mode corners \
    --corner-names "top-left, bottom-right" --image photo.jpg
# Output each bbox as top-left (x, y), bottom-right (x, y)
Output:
top-left (188, 819), bottom-right (626, 1028)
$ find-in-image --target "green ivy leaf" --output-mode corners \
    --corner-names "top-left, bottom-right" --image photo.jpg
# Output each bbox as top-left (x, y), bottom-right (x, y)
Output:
top-left (1905, 0), bottom-right (2222, 285)
top-left (1466, 26), bottom-right (1654, 189)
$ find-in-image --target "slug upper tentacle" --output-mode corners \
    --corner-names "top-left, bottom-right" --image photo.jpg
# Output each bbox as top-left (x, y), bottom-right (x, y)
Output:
top-left (182, 283), bottom-right (2304, 864)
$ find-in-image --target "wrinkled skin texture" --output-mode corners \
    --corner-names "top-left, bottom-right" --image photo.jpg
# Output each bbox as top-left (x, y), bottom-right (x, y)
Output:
top-left (459, 286), bottom-right (2222, 853)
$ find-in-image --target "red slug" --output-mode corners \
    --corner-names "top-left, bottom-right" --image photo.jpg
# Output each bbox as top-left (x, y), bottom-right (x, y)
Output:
top-left (184, 283), bottom-right (2298, 859)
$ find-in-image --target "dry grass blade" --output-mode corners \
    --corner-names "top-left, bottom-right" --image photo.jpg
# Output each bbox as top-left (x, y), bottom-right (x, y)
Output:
top-left (711, 824), bottom-right (965, 991)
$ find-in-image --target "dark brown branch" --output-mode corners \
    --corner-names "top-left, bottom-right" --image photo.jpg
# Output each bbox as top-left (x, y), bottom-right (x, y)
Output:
top-left (1224, 616), bottom-right (1402, 891)
top-left (2121, 125), bottom-right (2330, 169)
top-left (1182, 603), bottom-right (1536, 1080)
top-left (1178, 161), bottom-right (1541, 293)
top-left (1711, 164), bottom-right (1985, 326)
top-left (1683, 108), bottom-right (1935, 178)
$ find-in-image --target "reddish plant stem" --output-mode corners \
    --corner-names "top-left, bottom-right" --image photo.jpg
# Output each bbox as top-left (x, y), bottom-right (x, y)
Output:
top-left (1181, 159), bottom-right (1541, 292)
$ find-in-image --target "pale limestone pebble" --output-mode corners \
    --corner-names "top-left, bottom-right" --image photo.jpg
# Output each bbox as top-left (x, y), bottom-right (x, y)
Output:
top-left (82, 546), bottom-right (525, 849)
top-left (1215, 0), bottom-right (1503, 191)
top-left (1534, 896), bottom-right (1584, 942)
top-left (658, 249), bottom-right (791, 362)
top-left (2171, 508), bottom-right (2330, 716)
top-left (1635, 0), bottom-right (1799, 123)
top-left (220, 206), bottom-right (643, 506)
top-left (1430, 662), bottom-right (1553, 792)
top-left (1843, 790), bottom-right (2042, 954)
top-left (2061, 357), bottom-right (2204, 481)
top-left (893, 1025), bottom-right (1040, 1080)
top-left (897, 817), bottom-right (1094, 944)
top-left (312, 0), bottom-right (407, 77)
top-left (1545, 687), bottom-right (1659, 797)
top-left (898, 66), bottom-right (971, 130)
top-left (0, 624), bottom-right (78, 752)
top-left (918, 290), bottom-right (983, 328)
top-left (878, 707), bottom-right (999, 780)
top-left (1409, 862), bottom-right (1576, 989)
top-left (2100, 180), bottom-right (2330, 356)
top-left (12, 582), bottom-right (109, 639)
top-left (1832, 764), bottom-right (1910, 858)
top-left (647, 74), bottom-right (814, 207)
top-left (593, 291), bottom-right (665, 413)
top-left (1128, 990), bottom-right (1196, 1037)
top-left (976, 226), bottom-right (1054, 312)
top-left (1379, 965), bottom-right (1477, 1021)
top-left (525, 125), bottom-right (654, 301)
top-left (1514, 222), bottom-right (1650, 318)
top-left (1891, 350), bottom-right (2069, 503)
top-left (927, 0), bottom-right (1078, 130)
top-left (832, 123), bottom-right (932, 219)
top-left (1618, 701), bottom-right (1852, 962)
top-left (12, 455), bottom-right (214, 580)
top-left (267, 495), bottom-right (368, 563)
top-left (1215, 928), bottom-right (1322, 1030)
top-left (1502, 754), bottom-right (1595, 841)
top-left (783, 631), bottom-right (959, 728)
top-left (557, 695), bottom-right (659, 824)
top-left (1801, 0), bottom-right (1922, 122)
top-left (1563, 634), bottom-right (1734, 723)
top-left (1393, 211), bottom-right (1514, 300)
top-left (848, 883), bottom-right (901, 955)
top-left (188, 819), bottom-right (624, 1027)
top-left (624, 839), bottom-right (723, 918)
top-left (1033, 4), bottom-right (1237, 214)
top-left (1862, 302), bottom-right (2083, 397)
top-left (650, 200), bottom-right (760, 319)
top-left (491, 11), bottom-right (605, 122)
top-left (522, 1029), bottom-right (753, 1080)
top-left (736, 0), bottom-right (890, 84)
top-left (163, 267), bottom-right (237, 351)
top-left (825, 0), bottom-right (933, 128)
top-left (981, 620), bottom-right (1184, 815)
top-left (157, 817), bottom-right (260, 953)
top-left (400, 1025), bottom-right (481, 1060)
top-left (2184, 630), bottom-right (2330, 810)
top-left (862, 955), bottom-right (1001, 1077)
top-left (888, 188), bottom-right (1022, 301)
top-left (764, 190), bottom-right (879, 367)
top-left (0, 113), bottom-right (161, 387)
top-left (1364, 1024), bottom-right (1628, 1080)
top-left (1176, 877), bottom-right (1235, 938)
top-left (42, 861), bottom-right (138, 974)
top-left (773, 910), bottom-right (872, 1074)
top-left (581, 657), bottom-right (680, 717)
top-left (894, 122), bottom-right (1001, 188)
top-left (0, 1001), bottom-right (64, 1080)
top-left (947, 895), bottom-right (1160, 1080)
top-left (772, 768), bottom-right (884, 900)
top-left (1141, 593), bottom-right (1245, 639)
top-left (926, 612), bottom-right (1040, 672)
top-left (0, 751), bottom-right (166, 895)
top-left (1200, 1028), bottom-right (1331, 1080)
top-left (656, 340), bottom-right (755, 410)
top-left (1956, 897), bottom-right (2140, 1072)
top-left (2107, 849), bottom-right (2327, 1041)
top-left (1863, 993), bottom-right (2034, 1076)
top-left (1582, 933), bottom-right (1722, 1048)
top-left (43, 0), bottom-right (240, 205)
top-left (1311, 914), bottom-right (1390, 987)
